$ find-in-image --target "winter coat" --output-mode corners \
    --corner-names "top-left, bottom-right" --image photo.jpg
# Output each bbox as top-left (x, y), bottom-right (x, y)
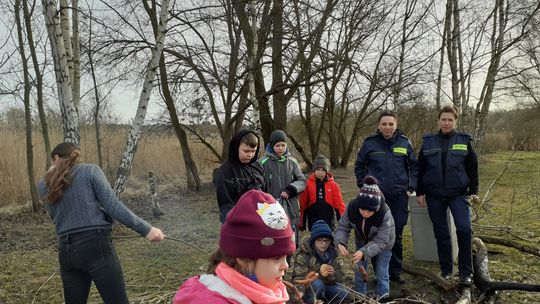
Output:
top-left (292, 236), bottom-right (345, 293)
top-left (354, 129), bottom-right (418, 194)
top-left (174, 275), bottom-right (249, 304)
top-left (335, 201), bottom-right (395, 260)
top-left (417, 130), bottom-right (479, 199)
top-left (216, 130), bottom-right (265, 223)
top-left (299, 174), bottom-right (345, 230)
top-left (258, 145), bottom-right (306, 225)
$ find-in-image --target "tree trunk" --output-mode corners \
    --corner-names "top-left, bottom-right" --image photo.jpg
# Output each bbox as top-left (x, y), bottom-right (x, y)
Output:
top-left (113, 0), bottom-right (171, 196)
top-left (87, 10), bottom-right (103, 168)
top-left (16, 0), bottom-right (40, 211)
top-left (271, 0), bottom-right (286, 132)
top-left (42, 0), bottom-right (80, 145)
top-left (71, 0), bottom-right (81, 110)
top-left (158, 54), bottom-right (202, 191)
top-left (23, 0), bottom-right (50, 167)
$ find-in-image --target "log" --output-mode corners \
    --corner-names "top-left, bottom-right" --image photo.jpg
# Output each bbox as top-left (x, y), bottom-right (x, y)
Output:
top-left (402, 262), bottom-right (456, 291)
top-left (476, 234), bottom-right (540, 257)
top-left (473, 238), bottom-right (540, 295)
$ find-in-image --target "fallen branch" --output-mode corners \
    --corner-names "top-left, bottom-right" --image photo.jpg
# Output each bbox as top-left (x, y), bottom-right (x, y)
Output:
top-left (32, 270), bottom-right (56, 304)
top-left (476, 234), bottom-right (540, 257)
top-left (402, 262), bottom-right (456, 291)
top-left (473, 238), bottom-right (540, 295)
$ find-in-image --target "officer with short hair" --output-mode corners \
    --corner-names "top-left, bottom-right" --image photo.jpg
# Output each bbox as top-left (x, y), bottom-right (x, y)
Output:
top-left (354, 110), bottom-right (418, 284)
top-left (416, 105), bottom-right (479, 286)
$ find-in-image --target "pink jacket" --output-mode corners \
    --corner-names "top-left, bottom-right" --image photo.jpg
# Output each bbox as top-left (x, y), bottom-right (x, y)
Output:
top-left (174, 274), bottom-right (250, 304)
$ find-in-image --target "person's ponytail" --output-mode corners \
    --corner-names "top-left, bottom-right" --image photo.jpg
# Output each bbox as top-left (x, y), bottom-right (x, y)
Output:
top-left (44, 143), bottom-right (81, 203)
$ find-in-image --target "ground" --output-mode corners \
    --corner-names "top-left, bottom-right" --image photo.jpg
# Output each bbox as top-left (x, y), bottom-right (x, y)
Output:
top-left (0, 152), bottom-right (539, 303)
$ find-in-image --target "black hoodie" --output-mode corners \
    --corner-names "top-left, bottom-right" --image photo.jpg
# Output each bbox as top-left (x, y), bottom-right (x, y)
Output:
top-left (215, 129), bottom-right (265, 223)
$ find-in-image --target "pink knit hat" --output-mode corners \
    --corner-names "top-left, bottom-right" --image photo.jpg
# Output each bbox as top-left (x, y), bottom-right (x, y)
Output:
top-left (220, 190), bottom-right (296, 259)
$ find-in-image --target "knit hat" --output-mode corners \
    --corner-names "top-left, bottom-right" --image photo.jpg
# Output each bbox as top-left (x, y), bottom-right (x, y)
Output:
top-left (310, 220), bottom-right (334, 244)
top-left (312, 155), bottom-right (331, 172)
top-left (220, 190), bottom-right (296, 259)
top-left (355, 176), bottom-right (383, 211)
top-left (269, 130), bottom-right (288, 147)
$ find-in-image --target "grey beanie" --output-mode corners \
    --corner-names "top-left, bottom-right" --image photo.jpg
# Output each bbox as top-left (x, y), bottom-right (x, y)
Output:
top-left (312, 155), bottom-right (331, 172)
top-left (269, 130), bottom-right (288, 147)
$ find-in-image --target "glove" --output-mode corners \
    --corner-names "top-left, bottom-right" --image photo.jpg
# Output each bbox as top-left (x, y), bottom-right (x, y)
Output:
top-left (468, 195), bottom-right (480, 206)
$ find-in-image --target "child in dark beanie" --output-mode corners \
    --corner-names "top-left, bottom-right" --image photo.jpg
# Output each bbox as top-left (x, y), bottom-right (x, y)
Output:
top-left (292, 220), bottom-right (347, 304)
top-left (335, 176), bottom-right (395, 302)
top-left (259, 129), bottom-right (306, 247)
top-left (299, 155), bottom-right (345, 231)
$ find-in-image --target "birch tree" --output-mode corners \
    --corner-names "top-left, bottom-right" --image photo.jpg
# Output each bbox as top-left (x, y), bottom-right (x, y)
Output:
top-left (113, 0), bottom-right (171, 196)
top-left (42, 0), bottom-right (79, 145)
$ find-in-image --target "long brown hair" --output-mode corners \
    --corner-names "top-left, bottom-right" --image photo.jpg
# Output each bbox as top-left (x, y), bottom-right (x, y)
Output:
top-left (44, 142), bottom-right (81, 203)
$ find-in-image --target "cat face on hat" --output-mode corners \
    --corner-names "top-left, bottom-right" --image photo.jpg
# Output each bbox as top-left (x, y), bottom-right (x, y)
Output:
top-left (220, 190), bottom-right (296, 259)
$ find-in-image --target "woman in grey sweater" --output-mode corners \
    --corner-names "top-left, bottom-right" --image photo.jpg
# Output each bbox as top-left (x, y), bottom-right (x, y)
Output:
top-left (38, 142), bottom-right (165, 304)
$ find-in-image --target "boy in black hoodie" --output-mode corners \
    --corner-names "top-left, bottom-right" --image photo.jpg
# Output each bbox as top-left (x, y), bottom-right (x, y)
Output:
top-left (215, 129), bottom-right (265, 223)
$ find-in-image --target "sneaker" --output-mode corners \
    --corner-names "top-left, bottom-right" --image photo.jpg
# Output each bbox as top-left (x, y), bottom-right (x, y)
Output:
top-left (460, 275), bottom-right (474, 286)
top-left (377, 293), bottom-right (392, 303)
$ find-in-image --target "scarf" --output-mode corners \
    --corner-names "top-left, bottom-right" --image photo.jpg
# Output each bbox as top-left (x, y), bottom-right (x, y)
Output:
top-left (215, 262), bottom-right (289, 304)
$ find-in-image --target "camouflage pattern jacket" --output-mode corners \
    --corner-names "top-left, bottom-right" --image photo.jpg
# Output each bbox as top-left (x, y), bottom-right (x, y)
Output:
top-left (292, 236), bottom-right (345, 293)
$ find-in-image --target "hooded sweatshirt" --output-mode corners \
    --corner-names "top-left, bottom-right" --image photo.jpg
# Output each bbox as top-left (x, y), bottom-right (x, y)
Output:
top-left (216, 130), bottom-right (265, 223)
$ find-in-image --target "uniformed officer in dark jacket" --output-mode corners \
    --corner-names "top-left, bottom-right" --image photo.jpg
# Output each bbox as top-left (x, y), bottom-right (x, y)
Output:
top-left (354, 111), bottom-right (418, 284)
top-left (416, 105), bottom-right (479, 286)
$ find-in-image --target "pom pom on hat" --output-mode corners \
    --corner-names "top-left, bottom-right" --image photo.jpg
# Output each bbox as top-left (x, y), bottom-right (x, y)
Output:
top-left (220, 190), bottom-right (296, 259)
top-left (310, 220), bottom-right (334, 245)
top-left (355, 176), bottom-right (383, 211)
top-left (269, 130), bottom-right (288, 147)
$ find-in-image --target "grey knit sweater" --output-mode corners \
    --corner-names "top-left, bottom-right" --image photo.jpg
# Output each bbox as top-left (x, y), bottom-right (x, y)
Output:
top-left (38, 163), bottom-right (151, 237)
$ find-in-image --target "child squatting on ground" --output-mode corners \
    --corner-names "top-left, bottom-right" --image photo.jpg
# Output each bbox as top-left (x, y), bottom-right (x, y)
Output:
top-left (174, 190), bottom-right (296, 304)
top-left (292, 220), bottom-right (347, 304)
top-left (299, 155), bottom-right (345, 231)
top-left (335, 176), bottom-right (395, 302)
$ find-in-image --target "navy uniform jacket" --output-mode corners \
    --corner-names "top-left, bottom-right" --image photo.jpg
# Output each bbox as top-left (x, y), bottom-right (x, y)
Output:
top-left (354, 129), bottom-right (418, 194)
top-left (416, 130), bottom-right (479, 199)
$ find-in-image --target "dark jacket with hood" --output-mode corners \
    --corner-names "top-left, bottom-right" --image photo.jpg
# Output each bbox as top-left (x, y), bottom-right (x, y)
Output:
top-left (216, 130), bottom-right (265, 223)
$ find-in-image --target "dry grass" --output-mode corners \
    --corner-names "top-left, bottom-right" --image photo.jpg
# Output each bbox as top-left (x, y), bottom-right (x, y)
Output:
top-left (0, 125), bottom-right (220, 208)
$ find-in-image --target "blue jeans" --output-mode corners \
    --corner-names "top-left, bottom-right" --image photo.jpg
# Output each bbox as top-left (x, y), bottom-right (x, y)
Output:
top-left (58, 229), bottom-right (128, 304)
top-left (426, 195), bottom-right (472, 278)
top-left (303, 279), bottom-right (348, 304)
top-left (354, 250), bottom-right (392, 298)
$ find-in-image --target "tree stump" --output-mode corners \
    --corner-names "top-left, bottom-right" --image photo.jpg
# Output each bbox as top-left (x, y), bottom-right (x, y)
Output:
top-left (148, 171), bottom-right (163, 218)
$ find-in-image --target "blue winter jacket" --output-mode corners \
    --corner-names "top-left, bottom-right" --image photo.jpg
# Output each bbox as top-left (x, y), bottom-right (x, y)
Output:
top-left (417, 131), bottom-right (478, 199)
top-left (354, 129), bottom-right (418, 194)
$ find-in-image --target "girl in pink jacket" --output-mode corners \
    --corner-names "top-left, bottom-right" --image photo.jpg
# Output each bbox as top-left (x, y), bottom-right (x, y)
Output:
top-left (174, 190), bottom-right (296, 304)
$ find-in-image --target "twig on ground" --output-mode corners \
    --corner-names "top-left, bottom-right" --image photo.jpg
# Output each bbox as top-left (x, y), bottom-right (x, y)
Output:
top-left (32, 270), bottom-right (56, 304)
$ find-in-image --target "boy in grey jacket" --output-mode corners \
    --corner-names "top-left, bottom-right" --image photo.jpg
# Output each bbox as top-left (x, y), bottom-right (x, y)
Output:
top-left (335, 176), bottom-right (395, 302)
top-left (259, 129), bottom-right (306, 246)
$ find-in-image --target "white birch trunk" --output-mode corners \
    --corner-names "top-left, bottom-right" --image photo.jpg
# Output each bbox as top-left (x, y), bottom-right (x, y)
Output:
top-left (113, 0), bottom-right (170, 196)
top-left (247, 0), bottom-right (260, 132)
top-left (71, 0), bottom-right (80, 109)
top-left (42, 0), bottom-right (79, 145)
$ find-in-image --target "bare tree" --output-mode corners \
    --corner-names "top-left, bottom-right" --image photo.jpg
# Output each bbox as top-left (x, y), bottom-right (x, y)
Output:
top-left (15, 0), bottom-right (39, 211)
top-left (144, 0), bottom-right (202, 191)
top-left (23, 0), bottom-right (50, 167)
top-left (113, 0), bottom-right (171, 196)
